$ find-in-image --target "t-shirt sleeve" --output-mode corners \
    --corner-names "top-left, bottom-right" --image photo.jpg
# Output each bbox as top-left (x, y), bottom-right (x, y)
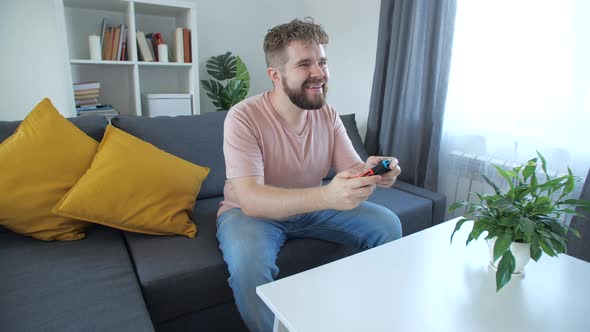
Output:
top-left (331, 109), bottom-right (363, 172)
top-left (223, 109), bottom-right (264, 179)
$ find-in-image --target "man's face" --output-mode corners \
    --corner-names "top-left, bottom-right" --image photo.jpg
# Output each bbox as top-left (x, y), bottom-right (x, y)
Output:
top-left (279, 41), bottom-right (329, 110)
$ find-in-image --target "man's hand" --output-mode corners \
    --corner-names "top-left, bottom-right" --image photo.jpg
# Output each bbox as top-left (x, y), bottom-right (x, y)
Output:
top-left (363, 156), bottom-right (401, 188)
top-left (321, 169), bottom-right (383, 210)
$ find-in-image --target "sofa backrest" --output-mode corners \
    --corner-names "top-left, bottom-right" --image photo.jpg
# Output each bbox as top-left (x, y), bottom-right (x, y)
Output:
top-left (0, 115), bottom-right (108, 143)
top-left (1, 111), bottom-right (369, 200)
top-left (323, 113), bottom-right (369, 180)
top-left (111, 111), bottom-right (228, 199)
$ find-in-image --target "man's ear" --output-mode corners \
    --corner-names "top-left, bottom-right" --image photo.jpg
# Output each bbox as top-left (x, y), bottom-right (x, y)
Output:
top-left (267, 66), bottom-right (281, 85)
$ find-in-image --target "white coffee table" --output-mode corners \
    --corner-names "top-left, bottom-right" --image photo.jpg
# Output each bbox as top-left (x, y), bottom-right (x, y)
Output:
top-left (256, 217), bottom-right (590, 332)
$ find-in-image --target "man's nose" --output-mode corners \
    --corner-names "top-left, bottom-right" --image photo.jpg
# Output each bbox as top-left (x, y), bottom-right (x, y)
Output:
top-left (309, 63), bottom-right (324, 78)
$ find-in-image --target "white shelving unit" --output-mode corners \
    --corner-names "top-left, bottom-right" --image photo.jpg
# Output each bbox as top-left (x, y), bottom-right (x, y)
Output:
top-left (57, 0), bottom-right (200, 116)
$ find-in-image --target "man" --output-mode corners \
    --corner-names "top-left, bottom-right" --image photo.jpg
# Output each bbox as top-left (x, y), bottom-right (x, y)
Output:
top-left (217, 18), bottom-right (402, 332)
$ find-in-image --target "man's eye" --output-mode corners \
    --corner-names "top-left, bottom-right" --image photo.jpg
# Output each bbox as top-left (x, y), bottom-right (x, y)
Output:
top-left (299, 63), bottom-right (309, 67)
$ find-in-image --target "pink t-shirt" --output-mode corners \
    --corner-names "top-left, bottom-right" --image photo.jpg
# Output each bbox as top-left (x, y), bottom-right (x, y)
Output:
top-left (218, 92), bottom-right (362, 216)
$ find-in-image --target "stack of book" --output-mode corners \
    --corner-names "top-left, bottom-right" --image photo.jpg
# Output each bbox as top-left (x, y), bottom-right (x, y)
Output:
top-left (74, 81), bottom-right (100, 108)
top-left (77, 104), bottom-right (118, 118)
top-left (101, 18), bottom-right (127, 61)
top-left (73, 81), bottom-right (118, 117)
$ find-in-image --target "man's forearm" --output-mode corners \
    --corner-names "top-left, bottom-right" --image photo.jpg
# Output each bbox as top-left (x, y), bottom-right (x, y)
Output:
top-left (239, 184), bottom-right (328, 220)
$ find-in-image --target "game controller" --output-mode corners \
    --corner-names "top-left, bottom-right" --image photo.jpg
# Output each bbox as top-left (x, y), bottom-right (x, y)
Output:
top-left (358, 159), bottom-right (393, 177)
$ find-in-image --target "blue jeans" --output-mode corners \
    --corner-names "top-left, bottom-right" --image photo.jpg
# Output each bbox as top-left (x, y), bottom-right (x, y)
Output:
top-left (216, 201), bottom-right (402, 332)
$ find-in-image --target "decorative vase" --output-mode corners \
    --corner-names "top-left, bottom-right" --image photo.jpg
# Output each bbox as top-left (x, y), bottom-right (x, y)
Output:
top-left (487, 238), bottom-right (531, 275)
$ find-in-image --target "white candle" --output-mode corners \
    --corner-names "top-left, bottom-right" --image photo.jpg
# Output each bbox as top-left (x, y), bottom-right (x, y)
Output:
top-left (158, 44), bottom-right (169, 63)
top-left (89, 35), bottom-right (101, 61)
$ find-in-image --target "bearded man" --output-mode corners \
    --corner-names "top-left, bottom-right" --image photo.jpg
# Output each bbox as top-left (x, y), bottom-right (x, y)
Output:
top-left (216, 18), bottom-right (402, 332)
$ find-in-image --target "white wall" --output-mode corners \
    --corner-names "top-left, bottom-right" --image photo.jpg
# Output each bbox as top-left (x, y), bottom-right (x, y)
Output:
top-left (1, 0), bottom-right (380, 139)
top-left (196, 0), bottom-right (303, 114)
top-left (299, 0), bottom-right (380, 139)
top-left (0, 0), bottom-right (73, 120)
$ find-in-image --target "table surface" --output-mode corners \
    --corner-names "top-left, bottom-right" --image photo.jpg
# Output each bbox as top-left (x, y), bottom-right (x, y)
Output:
top-left (256, 217), bottom-right (590, 332)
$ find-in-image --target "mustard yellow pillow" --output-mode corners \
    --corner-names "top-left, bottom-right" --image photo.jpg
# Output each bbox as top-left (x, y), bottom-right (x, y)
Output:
top-left (53, 125), bottom-right (209, 238)
top-left (0, 98), bottom-right (98, 240)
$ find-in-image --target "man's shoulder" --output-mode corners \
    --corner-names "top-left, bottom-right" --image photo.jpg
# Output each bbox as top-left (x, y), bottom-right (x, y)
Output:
top-left (225, 92), bottom-right (273, 133)
top-left (229, 92), bottom-right (269, 118)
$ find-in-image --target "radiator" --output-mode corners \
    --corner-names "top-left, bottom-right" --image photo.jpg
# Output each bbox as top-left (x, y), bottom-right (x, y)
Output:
top-left (442, 150), bottom-right (583, 222)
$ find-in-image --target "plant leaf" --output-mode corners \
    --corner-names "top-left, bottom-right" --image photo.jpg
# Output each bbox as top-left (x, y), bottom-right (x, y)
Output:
top-left (561, 199), bottom-right (590, 210)
top-left (235, 56), bottom-right (250, 94)
top-left (567, 227), bottom-right (581, 239)
top-left (200, 79), bottom-right (224, 107)
top-left (450, 218), bottom-right (470, 244)
top-left (530, 240), bottom-right (542, 262)
top-left (522, 159), bottom-right (537, 181)
top-left (492, 164), bottom-right (515, 189)
top-left (482, 174), bottom-right (502, 195)
top-left (493, 233), bottom-right (513, 262)
top-left (536, 151), bottom-right (551, 181)
top-left (466, 226), bottom-right (485, 246)
top-left (449, 201), bottom-right (469, 212)
top-left (530, 171), bottom-right (538, 195)
top-left (220, 79), bottom-right (248, 110)
top-left (539, 238), bottom-right (557, 257)
top-left (559, 168), bottom-right (575, 199)
top-left (496, 250), bottom-right (516, 292)
top-left (520, 217), bottom-right (536, 241)
top-left (206, 52), bottom-right (237, 80)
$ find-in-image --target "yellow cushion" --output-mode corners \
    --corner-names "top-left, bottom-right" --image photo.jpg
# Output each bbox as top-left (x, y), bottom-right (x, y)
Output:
top-left (53, 125), bottom-right (209, 238)
top-left (0, 98), bottom-right (98, 240)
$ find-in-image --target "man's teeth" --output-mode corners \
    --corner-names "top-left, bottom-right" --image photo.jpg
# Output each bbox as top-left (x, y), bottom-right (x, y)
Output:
top-left (306, 84), bottom-right (322, 88)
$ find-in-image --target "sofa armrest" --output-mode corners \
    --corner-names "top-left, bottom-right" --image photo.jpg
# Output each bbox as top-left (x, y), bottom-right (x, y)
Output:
top-left (392, 181), bottom-right (446, 226)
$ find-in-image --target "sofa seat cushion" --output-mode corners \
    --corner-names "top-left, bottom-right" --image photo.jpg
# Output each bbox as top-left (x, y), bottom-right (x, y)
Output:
top-left (123, 197), bottom-right (231, 324)
top-left (125, 196), bottom-right (358, 324)
top-left (368, 186), bottom-right (433, 235)
top-left (111, 111), bottom-right (228, 200)
top-left (0, 225), bottom-right (154, 332)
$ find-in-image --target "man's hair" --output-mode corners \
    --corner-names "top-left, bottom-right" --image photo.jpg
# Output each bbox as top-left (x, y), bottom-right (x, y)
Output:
top-left (263, 17), bottom-right (329, 68)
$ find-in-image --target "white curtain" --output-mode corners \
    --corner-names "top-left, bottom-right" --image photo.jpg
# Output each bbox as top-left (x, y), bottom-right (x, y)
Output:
top-left (440, 0), bottom-right (590, 217)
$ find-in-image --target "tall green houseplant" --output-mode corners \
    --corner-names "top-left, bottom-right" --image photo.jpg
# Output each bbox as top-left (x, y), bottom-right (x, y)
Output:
top-left (200, 52), bottom-right (250, 111)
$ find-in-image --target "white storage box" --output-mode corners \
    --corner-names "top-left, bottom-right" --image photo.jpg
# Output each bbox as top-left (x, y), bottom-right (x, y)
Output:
top-left (143, 93), bottom-right (192, 117)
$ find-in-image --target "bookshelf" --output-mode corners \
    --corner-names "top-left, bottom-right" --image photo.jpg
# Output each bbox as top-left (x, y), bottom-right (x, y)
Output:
top-left (57, 0), bottom-right (200, 116)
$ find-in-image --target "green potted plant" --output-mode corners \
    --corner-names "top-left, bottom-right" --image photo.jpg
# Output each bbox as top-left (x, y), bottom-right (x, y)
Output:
top-left (449, 151), bottom-right (590, 291)
top-left (200, 52), bottom-right (250, 111)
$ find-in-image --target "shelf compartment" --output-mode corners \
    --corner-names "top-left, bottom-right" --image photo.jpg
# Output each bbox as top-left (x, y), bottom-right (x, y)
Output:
top-left (138, 65), bottom-right (191, 95)
top-left (71, 64), bottom-right (135, 116)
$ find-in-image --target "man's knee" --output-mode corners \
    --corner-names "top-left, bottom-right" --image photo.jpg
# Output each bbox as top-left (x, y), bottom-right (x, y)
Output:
top-left (217, 210), bottom-right (284, 284)
top-left (365, 203), bottom-right (402, 246)
top-left (381, 208), bottom-right (402, 242)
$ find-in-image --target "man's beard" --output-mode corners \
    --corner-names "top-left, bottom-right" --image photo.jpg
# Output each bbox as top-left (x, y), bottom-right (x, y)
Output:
top-left (282, 77), bottom-right (328, 110)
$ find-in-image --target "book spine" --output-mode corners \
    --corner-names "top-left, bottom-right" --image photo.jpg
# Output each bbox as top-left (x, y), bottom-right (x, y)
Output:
top-left (102, 28), bottom-right (111, 60)
top-left (183, 28), bottom-right (190, 63)
top-left (116, 25), bottom-right (125, 61)
top-left (100, 18), bottom-right (107, 47)
top-left (175, 28), bottom-right (183, 63)
top-left (110, 26), bottom-right (120, 61)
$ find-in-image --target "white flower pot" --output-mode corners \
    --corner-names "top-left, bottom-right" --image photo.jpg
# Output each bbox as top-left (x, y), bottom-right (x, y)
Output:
top-left (487, 238), bottom-right (531, 275)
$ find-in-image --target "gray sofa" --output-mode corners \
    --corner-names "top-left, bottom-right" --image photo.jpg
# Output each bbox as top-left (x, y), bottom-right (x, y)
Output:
top-left (0, 111), bottom-right (445, 332)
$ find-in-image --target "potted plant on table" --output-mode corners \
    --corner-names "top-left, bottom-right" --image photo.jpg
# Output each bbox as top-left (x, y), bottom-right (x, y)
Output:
top-left (449, 152), bottom-right (590, 291)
